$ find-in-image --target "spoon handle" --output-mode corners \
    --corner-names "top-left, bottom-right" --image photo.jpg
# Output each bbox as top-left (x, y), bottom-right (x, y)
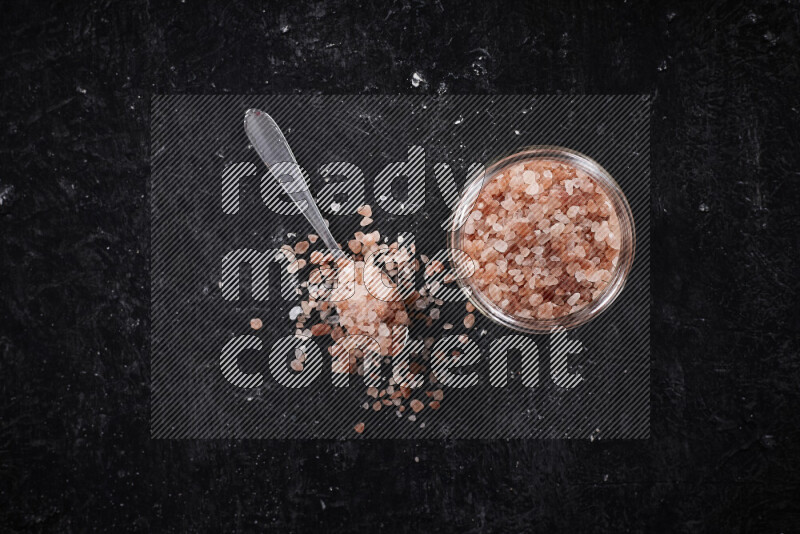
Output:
top-left (244, 109), bottom-right (341, 252)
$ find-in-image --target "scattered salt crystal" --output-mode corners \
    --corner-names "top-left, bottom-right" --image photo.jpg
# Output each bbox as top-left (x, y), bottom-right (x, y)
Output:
top-left (311, 323), bottom-right (331, 336)
top-left (362, 231), bottom-right (380, 245)
top-left (464, 314), bottom-right (475, 328)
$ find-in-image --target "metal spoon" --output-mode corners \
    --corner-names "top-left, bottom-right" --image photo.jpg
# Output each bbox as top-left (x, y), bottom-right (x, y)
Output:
top-left (244, 109), bottom-right (346, 258)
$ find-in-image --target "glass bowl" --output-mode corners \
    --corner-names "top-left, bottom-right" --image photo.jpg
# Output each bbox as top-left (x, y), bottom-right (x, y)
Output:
top-left (448, 146), bottom-right (636, 333)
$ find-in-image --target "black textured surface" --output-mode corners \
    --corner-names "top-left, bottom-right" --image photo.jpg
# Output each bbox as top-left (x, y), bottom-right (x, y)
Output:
top-left (150, 95), bottom-right (650, 439)
top-left (1, 1), bottom-right (799, 532)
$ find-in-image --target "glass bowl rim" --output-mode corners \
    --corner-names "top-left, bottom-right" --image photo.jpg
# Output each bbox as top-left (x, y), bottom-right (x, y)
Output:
top-left (447, 145), bottom-right (636, 334)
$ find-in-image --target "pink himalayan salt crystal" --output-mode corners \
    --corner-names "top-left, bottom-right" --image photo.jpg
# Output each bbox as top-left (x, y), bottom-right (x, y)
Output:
top-left (461, 158), bottom-right (621, 320)
top-left (294, 241), bottom-right (310, 254)
top-left (294, 231), bottom-right (440, 424)
top-left (329, 260), bottom-right (409, 358)
top-left (464, 313), bottom-right (475, 328)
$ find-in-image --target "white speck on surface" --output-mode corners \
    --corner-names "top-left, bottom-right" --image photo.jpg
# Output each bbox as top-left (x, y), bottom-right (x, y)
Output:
top-left (0, 185), bottom-right (13, 206)
top-left (454, 115), bottom-right (464, 125)
top-left (699, 202), bottom-right (709, 212)
top-left (411, 71), bottom-right (425, 88)
top-left (514, 129), bottom-right (520, 135)
top-left (330, 202), bottom-right (341, 212)
top-left (76, 86), bottom-right (87, 94)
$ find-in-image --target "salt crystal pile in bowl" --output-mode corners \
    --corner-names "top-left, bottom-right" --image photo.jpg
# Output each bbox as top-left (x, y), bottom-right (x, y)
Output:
top-left (448, 146), bottom-right (636, 334)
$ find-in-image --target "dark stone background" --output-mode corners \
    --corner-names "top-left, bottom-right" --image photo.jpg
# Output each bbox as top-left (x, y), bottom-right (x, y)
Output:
top-left (1, 0), bottom-right (798, 532)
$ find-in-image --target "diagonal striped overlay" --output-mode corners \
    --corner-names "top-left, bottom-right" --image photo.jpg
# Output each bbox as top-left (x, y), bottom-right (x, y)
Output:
top-left (150, 95), bottom-right (650, 439)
